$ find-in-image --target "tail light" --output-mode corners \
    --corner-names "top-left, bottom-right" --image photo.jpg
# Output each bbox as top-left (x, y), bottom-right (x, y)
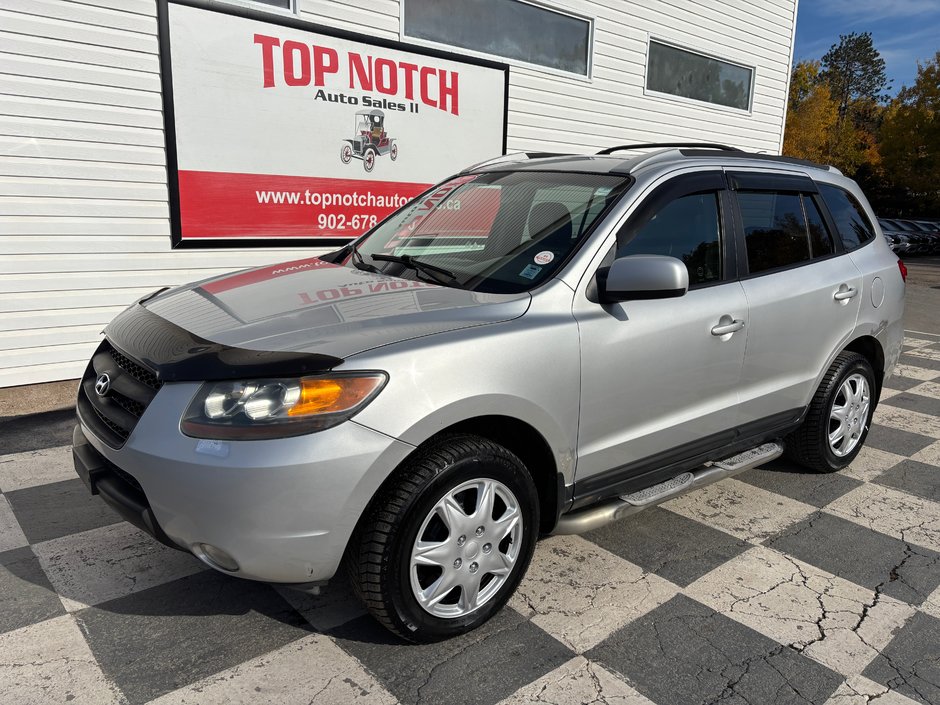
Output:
top-left (898, 259), bottom-right (908, 282)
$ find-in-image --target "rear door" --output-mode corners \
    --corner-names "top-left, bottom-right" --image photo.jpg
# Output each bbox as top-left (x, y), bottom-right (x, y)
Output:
top-left (731, 172), bottom-right (863, 427)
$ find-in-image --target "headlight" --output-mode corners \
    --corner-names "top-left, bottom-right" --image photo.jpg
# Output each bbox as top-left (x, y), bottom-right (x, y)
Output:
top-left (180, 372), bottom-right (387, 439)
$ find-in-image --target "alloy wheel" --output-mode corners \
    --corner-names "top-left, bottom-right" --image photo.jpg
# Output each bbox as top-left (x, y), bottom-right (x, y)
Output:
top-left (828, 372), bottom-right (870, 457)
top-left (409, 478), bottom-right (523, 619)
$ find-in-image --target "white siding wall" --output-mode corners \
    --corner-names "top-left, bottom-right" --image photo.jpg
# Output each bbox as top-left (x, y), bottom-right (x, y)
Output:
top-left (503, 0), bottom-right (797, 154)
top-left (0, 0), bottom-right (796, 388)
top-left (0, 0), bottom-right (325, 388)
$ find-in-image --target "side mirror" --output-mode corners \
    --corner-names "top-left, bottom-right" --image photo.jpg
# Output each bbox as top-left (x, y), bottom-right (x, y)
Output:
top-left (597, 255), bottom-right (689, 303)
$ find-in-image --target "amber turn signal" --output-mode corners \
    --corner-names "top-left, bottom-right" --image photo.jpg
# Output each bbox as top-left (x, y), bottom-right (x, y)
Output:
top-left (288, 376), bottom-right (386, 416)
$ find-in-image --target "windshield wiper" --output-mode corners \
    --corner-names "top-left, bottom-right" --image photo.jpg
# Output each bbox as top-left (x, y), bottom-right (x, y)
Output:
top-left (350, 243), bottom-right (379, 272)
top-left (370, 253), bottom-right (458, 286)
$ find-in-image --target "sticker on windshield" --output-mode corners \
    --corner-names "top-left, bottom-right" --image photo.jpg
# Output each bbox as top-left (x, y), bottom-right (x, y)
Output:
top-left (520, 264), bottom-right (542, 279)
top-left (534, 251), bottom-right (555, 265)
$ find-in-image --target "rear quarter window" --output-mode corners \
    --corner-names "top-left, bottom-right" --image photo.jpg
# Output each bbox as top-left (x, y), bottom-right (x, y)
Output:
top-left (818, 184), bottom-right (875, 251)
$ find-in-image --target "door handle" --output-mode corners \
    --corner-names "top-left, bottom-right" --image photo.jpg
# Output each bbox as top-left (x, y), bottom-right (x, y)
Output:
top-left (834, 286), bottom-right (858, 301)
top-left (711, 318), bottom-right (745, 336)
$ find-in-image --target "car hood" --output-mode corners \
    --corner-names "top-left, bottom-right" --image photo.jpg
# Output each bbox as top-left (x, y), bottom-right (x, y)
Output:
top-left (142, 256), bottom-right (530, 359)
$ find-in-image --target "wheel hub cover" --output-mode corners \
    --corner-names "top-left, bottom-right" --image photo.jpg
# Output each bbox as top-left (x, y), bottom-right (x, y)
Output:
top-left (409, 477), bottom-right (523, 619)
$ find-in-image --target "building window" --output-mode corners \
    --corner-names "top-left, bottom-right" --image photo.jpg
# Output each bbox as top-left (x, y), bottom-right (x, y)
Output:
top-left (646, 40), bottom-right (753, 111)
top-left (223, 0), bottom-right (294, 11)
top-left (403, 0), bottom-right (592, 76)
top-left (250, 0), bottom-right (292, 8)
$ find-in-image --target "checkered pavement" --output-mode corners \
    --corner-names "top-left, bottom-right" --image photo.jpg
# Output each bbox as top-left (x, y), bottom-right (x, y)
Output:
top-left (1, 336), bottom-right (939, 705)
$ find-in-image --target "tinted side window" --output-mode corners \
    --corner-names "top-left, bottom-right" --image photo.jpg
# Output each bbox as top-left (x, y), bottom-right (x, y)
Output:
top-left (818, 184), bottom-right (875, 251)
top-left (738, 191), bottom-right (810, 274)
top-left (618, 192), bottom-right (721, 286)
top-left (804, 195), bottom-right (835, 257)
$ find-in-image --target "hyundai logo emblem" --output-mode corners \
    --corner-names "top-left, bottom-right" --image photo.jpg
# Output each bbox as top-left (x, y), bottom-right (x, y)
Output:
top-left (95, 373), bottom-right (111, 397)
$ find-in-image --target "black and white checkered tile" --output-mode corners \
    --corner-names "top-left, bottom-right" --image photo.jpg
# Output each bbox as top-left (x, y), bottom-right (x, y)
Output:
top-left (2, 336), bottom-right (939, 705)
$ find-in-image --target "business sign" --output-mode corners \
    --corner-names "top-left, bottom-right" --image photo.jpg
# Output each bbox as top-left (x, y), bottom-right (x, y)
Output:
top-left (158, 0), bottom-right (508, 247)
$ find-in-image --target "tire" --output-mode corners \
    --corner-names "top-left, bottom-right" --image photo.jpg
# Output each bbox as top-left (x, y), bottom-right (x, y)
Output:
top-left (363, 148), bottom-right (376, 172)
top-left (785, 351), bottom-right (876, 473)
top-left (346, 434), bottom-right (539, 642)
top-left (390, 143), bottom-right (398, 161)
top-left (340, 144), bottom-right (353, 164)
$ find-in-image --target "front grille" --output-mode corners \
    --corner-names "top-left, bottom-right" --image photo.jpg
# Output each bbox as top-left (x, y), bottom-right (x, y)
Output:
top-left (91, 403), bottom-right (130, 442)
top-left (79, 340), bottom-right (163, 449)
top-left (110, 347), bottom-right (161, 390)
top-left (111, 394), bottom-right (146, 418)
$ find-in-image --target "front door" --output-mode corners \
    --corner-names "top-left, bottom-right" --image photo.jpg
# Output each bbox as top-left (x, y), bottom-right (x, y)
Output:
top-left (572, 172), bottom-right (748, 501)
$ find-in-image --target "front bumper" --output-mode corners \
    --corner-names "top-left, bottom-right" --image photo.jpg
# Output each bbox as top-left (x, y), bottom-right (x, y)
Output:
top-left (73, 424), bottom-right (180, 551)
top-left (73, 383), bottom-right (415, 584)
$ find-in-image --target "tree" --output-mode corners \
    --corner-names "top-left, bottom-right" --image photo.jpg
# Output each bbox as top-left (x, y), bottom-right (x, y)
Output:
top-left (783, 61), bottom-right (839, 163)
top-left (821, 32), bottom-right (890, 120)
top-left (789, 59), bottom-right (823, 105)
top-left (780, 35), bottom-right (887, 177)
top-left (879, 52), bottom-right (940, 216)
top-left (783, 60), bottom-right (878, 174)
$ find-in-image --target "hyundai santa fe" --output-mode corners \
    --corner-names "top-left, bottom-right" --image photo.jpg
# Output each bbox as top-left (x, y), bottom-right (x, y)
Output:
top-left (73, 144), bottom-right (905, 642)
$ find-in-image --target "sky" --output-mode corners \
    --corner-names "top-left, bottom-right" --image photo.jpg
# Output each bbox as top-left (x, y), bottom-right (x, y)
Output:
top-left (793, 0), bottom-right (940, 95)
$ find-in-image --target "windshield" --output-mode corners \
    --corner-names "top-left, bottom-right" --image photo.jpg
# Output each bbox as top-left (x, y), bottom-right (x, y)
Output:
top-left (343, 171), bottom-right (631, 293)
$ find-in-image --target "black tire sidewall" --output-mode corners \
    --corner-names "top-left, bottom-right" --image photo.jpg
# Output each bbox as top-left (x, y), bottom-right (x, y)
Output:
top-left (820, 357), bottom-right (876, 469)
top-left (386, 447), bottom-right (538, 641)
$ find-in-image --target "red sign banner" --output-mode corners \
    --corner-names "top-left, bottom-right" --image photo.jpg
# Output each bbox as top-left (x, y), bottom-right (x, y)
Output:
top-left (179, 171), bottom-right (431, 238)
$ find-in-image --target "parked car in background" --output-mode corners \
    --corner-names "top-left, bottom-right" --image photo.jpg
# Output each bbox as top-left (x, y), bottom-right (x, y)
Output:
top-left (913, 220), bottom-right (940, 255)
top-left (878, 218), bottom-right (940, 256)
top-left (898, 220), bottom-right (933, 255)
top-left (878, 219), bottom-right (913, 256)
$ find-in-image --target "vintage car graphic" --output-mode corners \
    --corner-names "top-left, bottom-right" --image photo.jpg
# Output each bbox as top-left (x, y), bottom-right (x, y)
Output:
top-left (340, 109), bottom-right (398, 173)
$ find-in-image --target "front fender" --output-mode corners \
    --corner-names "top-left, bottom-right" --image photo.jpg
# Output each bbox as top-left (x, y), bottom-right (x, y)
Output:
top-left (365, 393), bottom-right (576, 483)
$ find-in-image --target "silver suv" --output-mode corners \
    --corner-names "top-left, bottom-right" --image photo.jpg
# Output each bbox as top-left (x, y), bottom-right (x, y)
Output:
top-left (73, 144), bottom-right (905, 642)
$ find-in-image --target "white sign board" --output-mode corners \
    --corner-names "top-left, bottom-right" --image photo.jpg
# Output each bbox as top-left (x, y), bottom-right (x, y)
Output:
top-left (160, 0), bottom-right (508, 245)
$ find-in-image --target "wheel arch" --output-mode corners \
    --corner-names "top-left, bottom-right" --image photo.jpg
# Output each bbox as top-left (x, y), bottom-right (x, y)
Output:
top-left (842, 334), bottom-right (885, 402)
top-left (436, 415), bottom-right (562, 535)
top-left (352, 414), bottom-right (564, 541)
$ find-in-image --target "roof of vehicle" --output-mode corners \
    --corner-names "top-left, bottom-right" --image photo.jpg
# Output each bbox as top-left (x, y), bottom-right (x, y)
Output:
top-left (466, 144), bottom-right (843, 178)
top-left (893, 220), bottom-right (925, 232)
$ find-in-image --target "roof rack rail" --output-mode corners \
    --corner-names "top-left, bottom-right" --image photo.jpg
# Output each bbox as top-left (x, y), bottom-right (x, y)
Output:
top-left (461, 151), bottom-right (567, 172)
top-left (678, 149), bottom-right (838, 173)
top-left (597, 143), bottom-right (742, 155)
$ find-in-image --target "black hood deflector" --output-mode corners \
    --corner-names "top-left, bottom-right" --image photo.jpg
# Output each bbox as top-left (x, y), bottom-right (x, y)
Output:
top-left (105, 304), bottom-right (343, 382)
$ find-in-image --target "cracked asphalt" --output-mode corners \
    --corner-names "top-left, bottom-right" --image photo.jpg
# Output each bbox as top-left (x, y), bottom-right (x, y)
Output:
top-left (1, 325), bottom-right (938, 703)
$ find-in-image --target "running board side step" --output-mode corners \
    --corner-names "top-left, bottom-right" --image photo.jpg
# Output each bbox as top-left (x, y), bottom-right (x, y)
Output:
top-left (551, 442), bottom-right (784, 535)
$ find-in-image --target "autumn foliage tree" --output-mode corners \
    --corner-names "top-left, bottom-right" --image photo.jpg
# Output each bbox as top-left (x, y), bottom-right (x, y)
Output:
top-left (783, 59), bottom-right (878, 175)
top-left (781, 33), bottom-right (939, 215)
top-left (879, 52), bottom-right (940, 215)
top-left (783, 61), bottom-right (838, 163)
top-left (819, 33), bottom-right (886, 176)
